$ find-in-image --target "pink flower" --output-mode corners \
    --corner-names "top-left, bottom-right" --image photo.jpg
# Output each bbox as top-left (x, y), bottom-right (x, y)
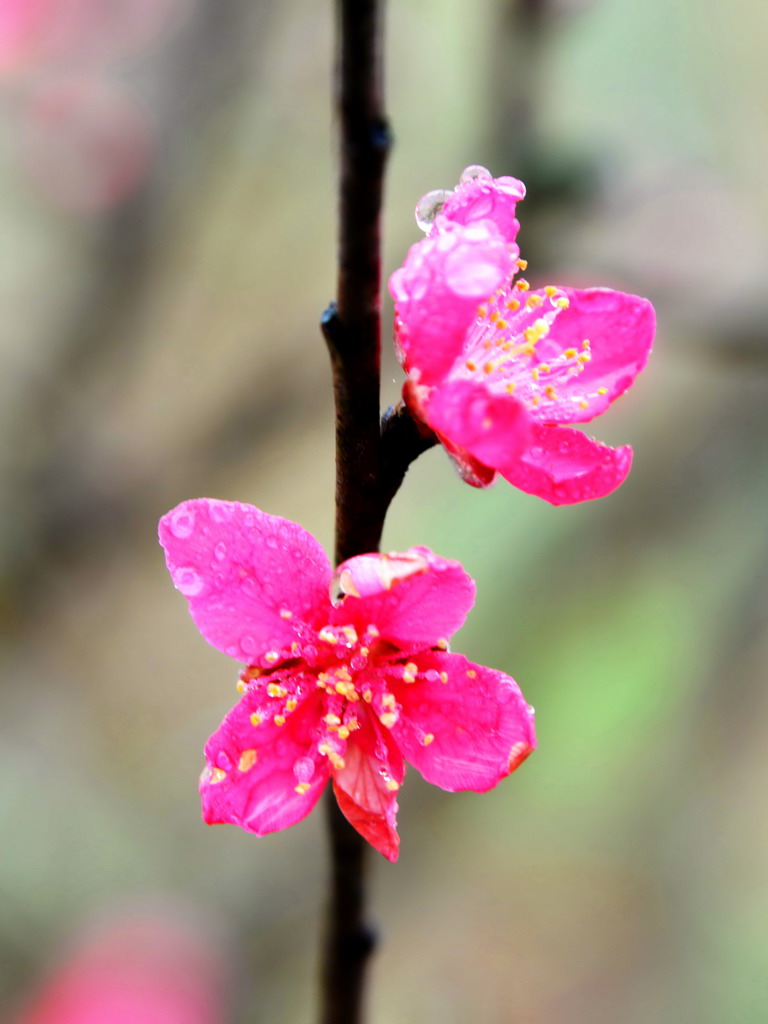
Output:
top-left (159, 499), bottom-right (535, 862)
top-left (389, 166), bottom-right (656, 503)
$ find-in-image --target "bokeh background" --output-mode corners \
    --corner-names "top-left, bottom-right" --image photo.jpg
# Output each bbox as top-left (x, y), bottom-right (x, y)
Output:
top-left (2, 0), bottom-right (767, 1021)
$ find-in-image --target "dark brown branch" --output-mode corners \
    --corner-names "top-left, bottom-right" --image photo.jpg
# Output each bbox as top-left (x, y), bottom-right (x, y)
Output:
top-left (319, 3), bottom-right (390, 1024)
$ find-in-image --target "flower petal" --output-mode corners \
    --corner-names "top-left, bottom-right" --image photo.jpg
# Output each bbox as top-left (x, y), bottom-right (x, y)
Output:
top-left (159, 499), bottom-right (332, 663)
top-left (436, 172), bottom-right (526, 246)
top-left (502, 424), bottom-right (633, 504)
top-left (532, 288), bottom-right (655, 424)
top-left (390, 222), bottom-right (515, 386)
top-left (332, 717), bottom-right (404, 862)
top-left (332, 547), bottom-right (476, 649)
top-left (201, 687), bottom-right (329, 836)
top-left (391, 651), bottom-right (535, 792)
top-left (425, 379), bottom-right (531, 477)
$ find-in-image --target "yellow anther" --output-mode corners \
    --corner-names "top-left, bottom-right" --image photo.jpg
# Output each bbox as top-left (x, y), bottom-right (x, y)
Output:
top-left (236, 679), bottom-right (247, 694)
top-left (555, 297), bottom-right (570, 309)
top-left (250, 713), bottom-right (263, 727)
top-left (324, 713), bottom-right (342, 726)
top-left (495, 318), bottom-right (508, 330)
top-left (489, 310), bottom-right (500, 323)
top-left (436, 638), bottom-right (449, 650)
top-left (477, 304), bottom-right (488, 318)
top-left (295, 782), bottom-right (311, 795)
top-left (564, 348), bottom-right (578, 359)
top-left (439, 672), bottom-right (449, 684)
top-left (359, 646), bottom-right (369, 657)
top-left (363, 689), bottom-right (373, 703)
top-left (318, 628), bottom-right (338, 644)
top-left (367, 625), bottom-right (380, 637)
top-left (337, 726), bottom-right (350, 740)
top-left (402, 662), bottom-right (419, 683)
top-left (532, 395), bottom-right (541, 406)
top-left (279, 609), bottom-right (293, 619)
top-left (341, 625), bottom-right (358, 644)
top-left (505, 383), bottom-right (517, 394)
top-left (544, 385), bottom-right (557, 400)
top-left (208, 767), bottom-right (227, 785)
top-left (267, 683), bottom-right (287, 699)
top-left (422, 733), bottom-right (435, 746)
top-left (597, 387), bottom-right (608, 396)
top-left (516, 258), bottom-right (528, 270)
top-left (525, 294), bottom-right (543, 309)
top-left (379, 712), bottom-right (398, 729)
top-left (579, 400), bottom-right (589, 410)
top-left (544, 285), bottom-right (558, 298)
top-left (385, 779), bottom-right (401, 792)
top-left (467, 669), bottom-right (477, 679)
top-left (539, 362), bottom-right (551, 373)
top-left (264, 651), bottom-right (279, 664)
top-left (274, 714), bottom-right (286, 727)
top-left (285, 698), bottom-right (298, 712)
top-left (290, 642), bottom-right (300, 655)
top-left (515, 279), bottom-right (530, 291)
top-left (483, 361), bottom-right (495, 375)
top-left (582, 339), bottom-right (591, 349)
top-left (505, 297), bottom-right (520, 312)
top-left (382, 693), bottom-right (397, 710)
top-left (465, 359), bottom-right (477, 372)
top-left (346, 717), bottom-right (360, 732)
top-left (531, 368), bottom-right (540, 381)
top-left (578, 352), bottom-right (591, 364)
top-left (238, 749), bottom-right (258, 772)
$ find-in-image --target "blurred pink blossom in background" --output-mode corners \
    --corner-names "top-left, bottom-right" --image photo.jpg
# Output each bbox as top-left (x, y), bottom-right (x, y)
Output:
top-left (14, 907), bottom-right (225, 1024)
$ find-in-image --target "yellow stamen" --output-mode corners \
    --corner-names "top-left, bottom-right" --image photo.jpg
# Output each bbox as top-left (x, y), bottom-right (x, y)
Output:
top-left (238, 749), bottom-right (258, 772)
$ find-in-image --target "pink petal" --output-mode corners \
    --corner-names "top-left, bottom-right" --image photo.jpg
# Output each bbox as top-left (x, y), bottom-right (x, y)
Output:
top-left (390, 222), bottom-right (515, 386)
top-left (502, 424), bottom-right (633, 504)
top-left (333, 717), bottom-right (404, 862)
top-left (435, 429), bottom-right (498, 489)
top-left (159, 499), bottom-right (332, 663)
top-left (425, 379), bottom-right (531, 477)
top-left (436, 172), bottom-right (526, 246)
top-left (532, 288), bottom-right (655, 424)
top-left (332, 547), bottom-right (476, 649)
top-left (201, 687), bottom-right (329, 836)
top-left (391, 652), bottom-right (535, 792)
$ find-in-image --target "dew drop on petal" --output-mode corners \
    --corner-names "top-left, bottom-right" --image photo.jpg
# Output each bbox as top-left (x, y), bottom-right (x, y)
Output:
top-left (294, 756), bottom-right (315, 784)
top-left (169, 507), bottom-right (195, 538)
top-left (214, 541), bottom-right (227, 561)
top-left (173, 566), bottom-right (204, 596)
top-left (530, 446), bottom-right (544, 459)
top-left (241, 635), bottom-right (258, 655)
top-left (460, 165), bottom-right (492, 184)
top-left (415, 189), bottom-right (453, 232)
top-left (216, 751), bottom-right (233, 770)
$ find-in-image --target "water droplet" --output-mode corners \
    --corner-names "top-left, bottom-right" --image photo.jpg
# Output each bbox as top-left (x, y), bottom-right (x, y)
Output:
top-left (559, 441), bottom-right (571, 455)
top-left (530, 445), bottom-right (544, 459)
top-left (415, 189), bottom-right (452, 232)
top-left (216, 751), bottom-right (233, 770)
top-left (460, 165), bottom-right (492, 184)
top-left (214, 541), bottom-right (227, 561)
top-left (293, 756), bottom-right (315, 783)
top-left (241, 635), bottom-right (258, 654)
top-left (168, 507), bottom-right (195, 539)
top-left (173, 566), bottom-right (204, 596)
top-left (265, 535), bottom-right (279, 550)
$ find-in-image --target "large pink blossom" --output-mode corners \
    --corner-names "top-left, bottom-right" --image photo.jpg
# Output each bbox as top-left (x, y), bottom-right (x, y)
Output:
top-left (389, 166), bottom-right (656, 503)
top-left (159, 499), bottom-right (535, 862)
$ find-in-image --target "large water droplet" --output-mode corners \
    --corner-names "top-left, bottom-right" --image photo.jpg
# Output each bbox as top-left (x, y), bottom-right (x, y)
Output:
top-left (173, 566), bottom-right (204, 596)
top-left (168, 507), bottom-right (195, 539)
top-left (415, 189), bottom-right (452, 232)
top-left (460, 165), bottom-right (492, 184)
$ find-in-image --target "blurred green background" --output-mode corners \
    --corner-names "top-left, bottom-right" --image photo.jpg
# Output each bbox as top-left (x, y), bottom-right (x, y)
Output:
top-left (2, 0), bottom-right (767, 1021)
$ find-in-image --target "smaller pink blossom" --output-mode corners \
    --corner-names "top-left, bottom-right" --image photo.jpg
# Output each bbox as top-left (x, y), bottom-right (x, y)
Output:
top-left (159, 499), bottom-right (535, 862)
top-left (389, 166), bottom-right (656, 503)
